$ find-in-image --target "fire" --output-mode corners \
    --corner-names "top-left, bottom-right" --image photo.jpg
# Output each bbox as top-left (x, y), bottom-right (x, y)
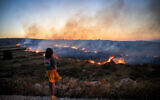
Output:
top-left (43, 53), bottom-right (45, 56)
top-left (81, 48), bottom-right (90, 53)
top-left (88, 60), bottom-right (95, 64)
top-left (113, 58), bottom-right (126, 64)
top-left (28, 47), bottom-right (32, 50)
top-left (82, 48), bottom-right (85, 50)
top-left (16, 43), bottom-right (21, 47)
top-left (96, 56), bottom-right (114, 65)
top-left (88, 56), bottom-right (126, 65)
top-left (24, 47), bottom-right (41, 54)
top-left (53, 44), bottom-right (62, 47)
top-left (35, 50), bottom-right (40, 53)
top-left (93, 50), bottom-right (98, 54)
top-left (53, 44), bottom-right (98, 54)
top-left (106, 56), bottom-right (114, 63)
top-left (71, 46), bottom-right (78, 50)
top-left (97, 62), bottom-right (102, 65)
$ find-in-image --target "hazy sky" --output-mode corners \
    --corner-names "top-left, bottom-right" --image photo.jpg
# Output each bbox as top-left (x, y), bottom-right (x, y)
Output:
top-left (0, 0), bottom-right (160, 40)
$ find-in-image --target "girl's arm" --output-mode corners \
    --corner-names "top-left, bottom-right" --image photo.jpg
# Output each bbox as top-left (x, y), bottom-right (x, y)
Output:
top-left (54, 65), bottom-right (57, 70)
top-left (50, 57), bottom-right (57, 70)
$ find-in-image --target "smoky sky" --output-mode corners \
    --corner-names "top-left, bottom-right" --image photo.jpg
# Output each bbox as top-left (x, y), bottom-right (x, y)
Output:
top-left (0, 0), bottom-right (160, 40)
top-left (148, 0), bottom-right (160, 31)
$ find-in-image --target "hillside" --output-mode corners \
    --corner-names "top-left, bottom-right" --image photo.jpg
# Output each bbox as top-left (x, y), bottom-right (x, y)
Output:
top-left (0, 42), bottom-right (160, 99)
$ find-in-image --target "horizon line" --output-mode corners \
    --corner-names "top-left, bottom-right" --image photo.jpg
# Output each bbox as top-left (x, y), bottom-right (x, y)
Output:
top-left (0, 37), bottom-right (160, 42)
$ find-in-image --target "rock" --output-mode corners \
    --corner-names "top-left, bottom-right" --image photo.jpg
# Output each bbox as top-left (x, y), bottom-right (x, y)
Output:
top-left (75, 87), bottom-right (81, 91)
top-left (117, 78), bottom-right (136, 88)
top-left (82, 69), bottom-right (86, 72)
top-left (84, 81), bottom-right (101, 87)
top-left (90, 81), bottom-right (101, 86)
top-left (34, 83), bottom-right (42, 91)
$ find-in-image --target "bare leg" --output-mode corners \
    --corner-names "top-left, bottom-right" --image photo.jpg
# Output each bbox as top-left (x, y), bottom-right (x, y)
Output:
top-left (49, 82), bottom-right (56, 99)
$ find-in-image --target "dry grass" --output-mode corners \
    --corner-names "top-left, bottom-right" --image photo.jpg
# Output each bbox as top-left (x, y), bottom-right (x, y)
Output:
top-left (0, 45), bottom-right (160, 99)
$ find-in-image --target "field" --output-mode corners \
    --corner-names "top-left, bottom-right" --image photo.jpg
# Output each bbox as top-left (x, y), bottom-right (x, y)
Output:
top-left (0, 39), bottom-right (160, 99)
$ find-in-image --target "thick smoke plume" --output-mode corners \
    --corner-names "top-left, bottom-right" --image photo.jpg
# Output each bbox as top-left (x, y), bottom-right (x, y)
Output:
top-left (24, 0), bottom-right (160, 40)
top-left (148, 0), bottom-right (160, 32)
top-left (21, 0), bottom-right (160, 65)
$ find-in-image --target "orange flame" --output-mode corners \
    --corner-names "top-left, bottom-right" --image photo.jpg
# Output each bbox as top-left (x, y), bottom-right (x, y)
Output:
top-left (113, 58), bottom-right (126, 64)
top-left (71, 46), bottom-right (78, 50)
top-left (88, 56), bottom-right (126, 65)
top-left (88, 60), bottom-right (95, 64)
top-left (43, 53), bottom-right (45, 56)
top-left (106, 56), bottom-right (114, 63)
top-left (53, 44), bottom-right (98, 54)
top-left (16, 43), bottom-right (21, 47)
top-left (53, 44), bottom-right (62, 47)
top-left (93, 50), bottom-right (98, 54)
top-left (35, 50), bottom-right (40, 53)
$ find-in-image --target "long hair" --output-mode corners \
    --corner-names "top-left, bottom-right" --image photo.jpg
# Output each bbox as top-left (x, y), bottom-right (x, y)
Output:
top-left (45, 48), bottom-right (53, 58)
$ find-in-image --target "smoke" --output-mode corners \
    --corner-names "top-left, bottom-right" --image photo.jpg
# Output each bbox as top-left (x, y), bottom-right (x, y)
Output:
top-left (24, 0), bottom-right (160, 40)
top-left (21, 0), bottom-right (160, 64)
top-left (25, 24), bottom-right (43, 38)
top-left (148, 0), bottom-right (160, 32)
top-left (21, 38), bottom-right (160, 64)
top-left (24, 13), bottom-right (101, 40)
top-left (23, 0), bottom-right (127, 40)
top-left (96, 0), bottom-right (124, 27)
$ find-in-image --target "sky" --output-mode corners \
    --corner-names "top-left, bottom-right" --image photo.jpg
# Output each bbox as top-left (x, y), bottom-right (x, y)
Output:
top-left (0, 0), bottom-right (160, 41)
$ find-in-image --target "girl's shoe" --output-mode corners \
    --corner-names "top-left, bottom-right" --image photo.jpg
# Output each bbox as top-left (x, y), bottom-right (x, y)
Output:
top-left (51, 95), bottom-right (56, 99)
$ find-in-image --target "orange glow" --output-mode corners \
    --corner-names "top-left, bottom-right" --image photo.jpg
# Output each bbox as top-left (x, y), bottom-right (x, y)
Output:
top-left (88, 56), bottom-right (126, 65)
top-left (53, 44), bottom-right (70, 48)
top-left (93, 50), bottom-right (98, 54)
top-left (106, 56), bottom-right (114, 63)
top-left (97, 62), bottom-right (102, 65)
top-left (28, 47), bottom-right (32, 50)
top-left (81, 48), bottom-right (90, 53)
top-left (43, 53), bottom-right (45, 57)
top-left (53, 44), bottom-right (97, 54)
top-left (88, 60), bottom-right (95, 64)
top-left (113, 58), bottom-right (126, 64)
top-left (24, 48), bottom-right (41, 54)
top-left (71, 46), bottom-right (78, 50)
top-left (35, 50), bottom-right (40, 53)
top-left (16, 43), bottom-right (21, 47)
top-left (21, 18), bottom-right (160, 41)
top-left (53, 44), bottom-right (62, 47)
top-left (82, 48), bottom-right (85, 50)
top-left (64, 45), bottom-right (69, 48)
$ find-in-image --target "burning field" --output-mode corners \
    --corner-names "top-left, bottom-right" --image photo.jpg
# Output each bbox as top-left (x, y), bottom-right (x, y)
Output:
top-left (0, 38), bottom-right (160, 99)
top-left (17, 38), bottom-right (160, 65)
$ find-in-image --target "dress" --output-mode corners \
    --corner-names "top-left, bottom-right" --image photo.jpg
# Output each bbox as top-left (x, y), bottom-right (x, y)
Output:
top-left (44, 57), bottom-right (61, 83)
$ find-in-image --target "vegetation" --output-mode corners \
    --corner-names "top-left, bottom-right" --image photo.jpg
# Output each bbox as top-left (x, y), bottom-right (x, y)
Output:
top-left (0, 44), bottom-right (160, 99)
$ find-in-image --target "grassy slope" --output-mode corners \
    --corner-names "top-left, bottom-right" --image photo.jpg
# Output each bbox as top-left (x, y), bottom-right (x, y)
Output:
top-left (0, 45), bottom-right (160, 99)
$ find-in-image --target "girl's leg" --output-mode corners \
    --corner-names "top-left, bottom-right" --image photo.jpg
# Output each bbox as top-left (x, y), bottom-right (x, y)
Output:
top-left (49, 82), bottom-right (55, 98)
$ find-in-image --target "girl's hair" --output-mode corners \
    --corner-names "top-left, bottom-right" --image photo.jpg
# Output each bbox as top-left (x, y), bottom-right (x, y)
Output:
top-left (45, 48), bottom-right (53, 58)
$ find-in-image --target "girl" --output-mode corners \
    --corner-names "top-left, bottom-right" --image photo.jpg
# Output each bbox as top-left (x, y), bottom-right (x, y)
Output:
top-left (44, 48), bottom-right (61, 99)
